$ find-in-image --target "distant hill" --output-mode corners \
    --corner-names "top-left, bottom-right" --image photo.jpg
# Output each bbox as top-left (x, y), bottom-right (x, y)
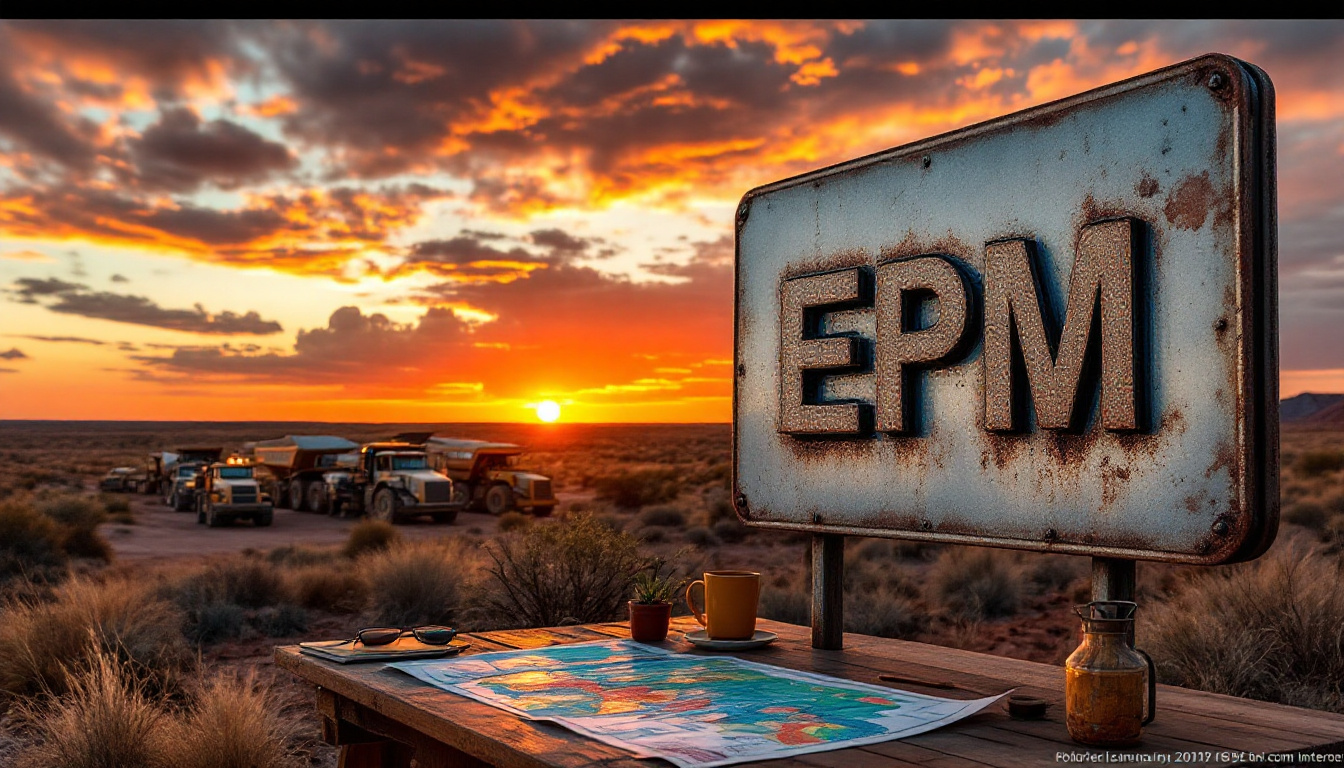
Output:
top-left (1281, 392), bottom-right (1344, 423)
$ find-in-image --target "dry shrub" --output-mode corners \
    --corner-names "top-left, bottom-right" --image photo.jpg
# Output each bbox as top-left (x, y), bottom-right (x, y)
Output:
top-left (849, 594), bottom-right (926, 639)
top-left (1283, 499), bottom-right (1329, 530)
top-left (1027, 554), bottom-right (1088, 593)
top-left (684, 526), bottom-right (720, 547)
top-left (343, 519), bottom-right (399, 558)
top-left (759, 581), bottom-right (810, 626)
top-left (639, 505), bottom-right (686, 528)
top-left (1297, 450), bottom-right (1344, 477)
top-left (172, 558), bottom-right (287, 611)
top-left (287, 564), bottom-right (368, 614)
top-left (158, 671), bottom-right (295, 768)
top-left (264, 545), bottom-right (332, 567)
top-left (0, 578), bottom-right (189, 702)
top-left (364, 540), bottom-right (471, 626)
top-left (594, 469), bottom-right (681, 508)
top-left (927, 546), bottom-right (1022, 619)
top-left (36, 495), bottom-right (111, 562)
top-left (1145, 538), bottom-right (1344, 712)
top-left (16, 645), bottom-right (167, 768)
top-left (498, 511), bottom-right (531, 532)
top-left (485, 514), bottom-right (645, 627)
top-left (712, 517), bottom-right (748, 543)
top-left (0, 500), bottom-right (67, 584)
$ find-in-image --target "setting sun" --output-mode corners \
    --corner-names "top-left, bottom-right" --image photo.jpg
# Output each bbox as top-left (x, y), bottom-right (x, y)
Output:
top-left (536, 400), bottom-right (561, 422)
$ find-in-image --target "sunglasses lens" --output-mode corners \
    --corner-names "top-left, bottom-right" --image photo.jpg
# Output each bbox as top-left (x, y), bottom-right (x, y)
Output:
top-left (414, 626), bottom-right (456, 645)
top-left (357, 628), bottom-right (402, 646)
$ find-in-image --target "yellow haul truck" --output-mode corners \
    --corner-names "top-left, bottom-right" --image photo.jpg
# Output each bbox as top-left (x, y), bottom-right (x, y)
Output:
top-left (424, 437), bottom-right (557, 516)
top-left (323, 442), bottom-right (459, 524)
top-left (193, 461), bottom-right (274, 528)
top-left (251, 435), bottom-right (359, 514)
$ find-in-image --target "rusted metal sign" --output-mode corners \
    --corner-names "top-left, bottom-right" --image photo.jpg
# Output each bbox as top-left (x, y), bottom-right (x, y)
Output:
top-left (733, 54), bottom-right (1277, 565)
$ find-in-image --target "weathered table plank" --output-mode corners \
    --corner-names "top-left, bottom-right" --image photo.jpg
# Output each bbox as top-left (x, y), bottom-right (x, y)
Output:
top-left (277, 617), bottom-right (1344, 768)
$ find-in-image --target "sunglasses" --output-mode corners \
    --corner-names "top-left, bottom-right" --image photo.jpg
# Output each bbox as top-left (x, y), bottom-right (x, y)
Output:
top-left (353, 626), bottom-right (458, 646)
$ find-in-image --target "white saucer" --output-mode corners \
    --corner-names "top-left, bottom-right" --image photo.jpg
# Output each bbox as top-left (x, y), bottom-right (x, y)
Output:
top-left (684, 630), bottom-right (778, 650)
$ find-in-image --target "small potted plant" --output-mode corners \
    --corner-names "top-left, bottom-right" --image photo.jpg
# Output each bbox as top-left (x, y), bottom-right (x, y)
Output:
top-left (629, 558), bottom-right (682, 642)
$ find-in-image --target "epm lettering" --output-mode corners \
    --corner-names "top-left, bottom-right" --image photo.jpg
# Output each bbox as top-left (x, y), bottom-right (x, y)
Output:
top-left (779, 218), bottom-right (1144, 438)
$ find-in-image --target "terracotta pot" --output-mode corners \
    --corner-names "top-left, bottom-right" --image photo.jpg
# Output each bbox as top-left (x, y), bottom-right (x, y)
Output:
top-left (628, 600), bottom-right (672, 642)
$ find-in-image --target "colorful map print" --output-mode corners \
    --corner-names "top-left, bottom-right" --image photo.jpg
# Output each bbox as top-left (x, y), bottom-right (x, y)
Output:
top-left (392, 639), bottom-right (1003, 768)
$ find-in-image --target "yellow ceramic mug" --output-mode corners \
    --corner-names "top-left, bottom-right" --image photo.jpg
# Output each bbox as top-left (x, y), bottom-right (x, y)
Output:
top-left (685, 571), bottom-right (760, 640)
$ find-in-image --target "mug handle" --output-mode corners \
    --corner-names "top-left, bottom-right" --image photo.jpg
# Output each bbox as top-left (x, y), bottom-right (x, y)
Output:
top-left (1137, 648), bottom-right (1157, 725)
top-left (686, 580), bottom-right (707, 627)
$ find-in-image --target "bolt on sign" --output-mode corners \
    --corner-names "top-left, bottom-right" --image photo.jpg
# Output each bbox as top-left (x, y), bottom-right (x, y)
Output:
top-left (733, 54), bottom-right (1278, 565)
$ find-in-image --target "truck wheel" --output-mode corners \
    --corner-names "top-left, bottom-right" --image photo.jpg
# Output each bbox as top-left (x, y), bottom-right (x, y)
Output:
top-left (272, 481), bottom-right (290, 510)
top-left (289, 480), bottom-right (307, 512)
top-left (330, 500), bottom-right (344, 518)
top-left (255, 511), bottom-right (273, 527)
top-left (196, 498), bottom-right (205, 525)
top-left (531, 505), bottom-right (554, 518)
top-left (372, 488), bottom-right (400, 523)
top-left (169, 492), bottom-right (179, 511)
top-left (206, 504), bottom-right (224, 528)
top-left (306, 482), bottom-right (328, 515)
top-left (485, 484), bottom-right (514, 516)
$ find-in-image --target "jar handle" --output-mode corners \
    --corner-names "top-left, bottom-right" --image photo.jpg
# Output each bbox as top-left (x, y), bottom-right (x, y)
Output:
top-left (1137, 648), bottom-right (1157, 725)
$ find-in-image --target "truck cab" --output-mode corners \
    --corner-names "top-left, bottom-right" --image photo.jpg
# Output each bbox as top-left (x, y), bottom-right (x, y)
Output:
top-left (194, 461), bottom-right (273, 528)
top-left (425, 438), bottom-right (556, 516)
top-left (163, 462), bottom-right (206, 511)
top-left (324, 443), bottom-right (458, 524)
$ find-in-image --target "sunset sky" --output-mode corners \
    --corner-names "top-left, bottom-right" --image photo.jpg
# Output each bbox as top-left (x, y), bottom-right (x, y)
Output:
top-left (2, 20), bottom-right (1343, 422)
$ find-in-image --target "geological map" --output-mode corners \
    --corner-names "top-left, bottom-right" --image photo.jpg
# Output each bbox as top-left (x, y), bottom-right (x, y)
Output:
top-left (391, 639), bottom-right (1002, 767)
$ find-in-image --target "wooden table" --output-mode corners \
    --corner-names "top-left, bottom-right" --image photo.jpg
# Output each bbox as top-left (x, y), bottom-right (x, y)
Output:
top-left (276, 616), bottom-right (1344, 767)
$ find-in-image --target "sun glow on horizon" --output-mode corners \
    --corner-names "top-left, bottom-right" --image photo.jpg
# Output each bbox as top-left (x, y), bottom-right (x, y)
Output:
top-left (535, 400), bottom-right (562, 422)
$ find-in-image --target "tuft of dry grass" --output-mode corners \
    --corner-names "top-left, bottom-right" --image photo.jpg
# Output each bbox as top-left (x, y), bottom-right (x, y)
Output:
top-left (1145, 536), bottom-right (1344, 712)
top-left (0, 578), bottom-right (190, 702)
top-left (364, 540), bottom-right (472, 626)
top-left (343, 519), bottom-right (399, 558)
top-left (497, 511), bottom-right (531, 532)
top-left (0, 500), bottom-right (67, 584)
top-left (485, 514), bottom-right (645, 627)
top-left (286, 563), bottom-right (368, 614)
top-left (158, 670), bottom-right (296, 768)
top-left (16, 645), bottom-right (167, 768)
top-left (593, 469), bottom-right (681, 509)
top-left (926, 546), bottom-right (1022, 619)
top-left (1297, 450), bottom-right (1344, 477)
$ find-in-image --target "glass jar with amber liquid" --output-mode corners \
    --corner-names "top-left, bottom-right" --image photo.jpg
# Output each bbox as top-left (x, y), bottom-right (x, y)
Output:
top-left (1065, 600), bottom-right (1156, 746)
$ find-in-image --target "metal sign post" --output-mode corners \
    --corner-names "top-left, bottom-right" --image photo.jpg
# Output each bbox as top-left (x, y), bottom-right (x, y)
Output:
top-left (733, 54), bottom-right (1277, 650)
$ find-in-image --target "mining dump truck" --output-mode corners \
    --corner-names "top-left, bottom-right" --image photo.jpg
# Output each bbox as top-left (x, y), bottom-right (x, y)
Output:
top-left (162, 461), bottom-right (209, 511)
top-left (424, 437), bottom-right (556, 516)
top-left (251, 435), bottom-right (359, 514)
top-left (323, 442), bottom-right (459, 524)
top-left (194, 460), bottom-right (273, 527)
top-left (141, 447), bottom-right (223, 496)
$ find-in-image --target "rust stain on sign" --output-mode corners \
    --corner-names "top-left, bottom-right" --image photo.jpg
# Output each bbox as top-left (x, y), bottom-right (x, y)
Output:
top-left (734, 54), bottom-right (1277, 565)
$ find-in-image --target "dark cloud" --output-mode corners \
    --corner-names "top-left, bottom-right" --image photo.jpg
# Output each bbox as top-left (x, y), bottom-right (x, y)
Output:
top-left (0, 368), bottom-right (17, 374)
top-left (110, 274), bottom-right (129, 283)
top-left (395, 228), bottom-right (614, 282)
top-left (0, 347), bottom-right (28, 360)
top-left (133, 305), bottom-right (473, 391)
top-left (12, 335), bottom-right (108, 345)
top-left (127, 107), bottom-right (297, 192)
top-left (9, 278), bottom-right (283, 335)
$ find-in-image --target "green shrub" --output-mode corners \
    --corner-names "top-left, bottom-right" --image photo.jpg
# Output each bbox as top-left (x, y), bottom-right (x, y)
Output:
top-left (485, 514), bottom-right (645, 627)
top-left (639, 505), bottom-right (685, 528)
top-left (159, 671), bottom-right (295, 768)
top-left (1145, 540), bottom-right (1344, 712)
top-left (498, 511), bottom-right (531, 532)
top-left (1298, 450), bottom-right (1344, 477)
top-left (0, 578), bottom-right (190, 701)
top-left (0, 499), bottom-right (68, 583)
top-left (594, 469), bottom-right (681, 508)
top-left (15, 646), bottom-right (167, 768)
top-left (927, 546), bottom-right (1022, 619)
top-left (365, 540), bottom-right (468, 626)
top-left (343, 519), bottom-right (400, 558)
